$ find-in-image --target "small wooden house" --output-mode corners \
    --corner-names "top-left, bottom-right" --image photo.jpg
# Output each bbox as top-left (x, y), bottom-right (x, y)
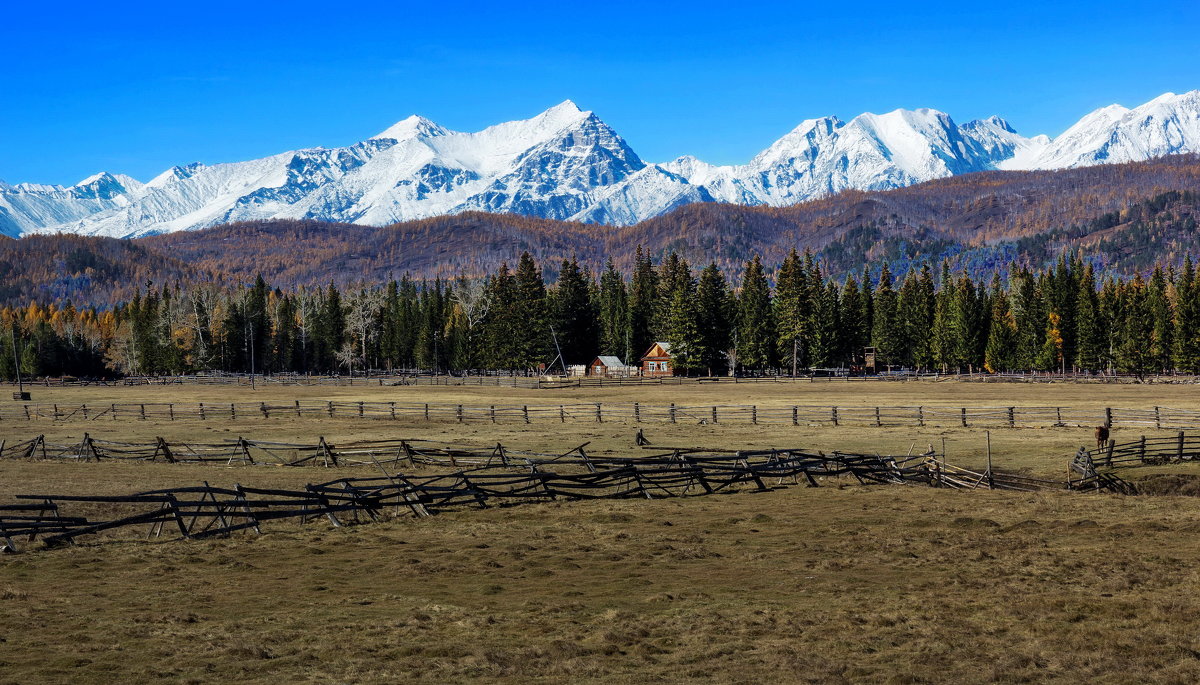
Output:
top-left (640, 342), bottom-right (674, 377)
top-left (588, 355), bottom-right (626, 377)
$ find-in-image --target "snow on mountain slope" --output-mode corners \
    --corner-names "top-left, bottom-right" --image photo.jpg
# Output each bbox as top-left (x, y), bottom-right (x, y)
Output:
top-left (0, 172), bottom-right (143, 238)
top-left (1019, 91), bottom-right (1200, 169)
top-left (7, 90), bottom-right (1200, 236)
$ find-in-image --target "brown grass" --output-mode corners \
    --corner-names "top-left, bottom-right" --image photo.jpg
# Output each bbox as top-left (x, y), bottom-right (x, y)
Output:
top-left (3, 381), bottom-right (1200, 683)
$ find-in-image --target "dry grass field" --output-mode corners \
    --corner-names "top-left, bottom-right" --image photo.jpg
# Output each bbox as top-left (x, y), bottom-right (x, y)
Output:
top-left (3, 380), bottom-right (1200, 683)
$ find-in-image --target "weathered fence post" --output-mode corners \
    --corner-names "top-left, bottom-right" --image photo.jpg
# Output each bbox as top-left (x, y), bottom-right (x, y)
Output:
top-left (831, 406), bottom-right (839, 426)
top-left (669, 403), bottom-right (677, 423)
top-left (230, 403), bottom-right (236, 420)
top-left (1106, 439), bottom-right (1115, 467)
top-left (199, 402), bottom-right (206, 420)
top-left (295, 400), bottom-right (302, 417)
top-left (139, 404), bottom-right (146, 420)
top-left (1155, 406), bottom-right (1162, 430)
top-left (917, 406), bottom-right (924, 427)
top-left (1105, 407), bottom-right (1113, 427)
top-left (558, 405), bottom-right (564, 423)
top-left (792, 406), bottom-right (799, 426)
top-left (390, 402), bottom-right (396, 420)
top-left (1055, 407), bottom-right (1063, 427)
top-left (1178, 430), bottom-right (1186, 462)
top-left (358, 401), bottom-right (364, 418)
top-left (424, 403), bottom-right (430, 421)
top-left (874, 407), bottom-right (881, 427)
top-left (491, 405), bottom-right (497, 423)
top-left (457, 405), bottom-right (464, 423)
top-left (595, 403), bottom-right (602, 423)
top-left (523, 406), bottom-right (530, 424)
top-left (1007, 407), bottom-right (1015, 428)
top-left (712, 406), bottom-right (718, 424)
top-left (261, 402), bottom-right (269, 419)
top-left (1139, 435), bottom-right (1147, 463)
top-left (634, 402), bottom-right (641, 423)
top-left (327, 401), bottom-right (334, 418)
top-left (961, 407), bottom-right (968, 427)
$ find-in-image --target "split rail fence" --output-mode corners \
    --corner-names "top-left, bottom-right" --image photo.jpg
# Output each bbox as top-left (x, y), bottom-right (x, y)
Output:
top-left (1, 427), bottom-right (1135, 552)
top-left (5, 400), bottom-right (1200, 430)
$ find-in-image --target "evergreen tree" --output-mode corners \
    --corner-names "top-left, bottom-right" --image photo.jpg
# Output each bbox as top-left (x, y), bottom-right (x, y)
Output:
top-left (774, 249), bottom-right (809, 373)
top-left (1148, 266), bottom-right (1173, 372)
top-left (735, 257), bottom-right (775, 372)
top-left (871, 264), bottom-right (903, 369)
top-left (695, 263), bottom-right (734, 376)
top-left (597, 259), bottom-right (629, 358)
top-left (627, 246), bottom-right (658, 363)
top-left (1074, 264), bottom-right (1105, 371)
top-left (513, 252), bottom-right (550, 370)
top-left (983, 275), bottom-right (1017, 372)
top-left (550, 258), bottom-right (598, 366)
top-left (1117, 274), bottom-right (1154, 378)
top-left (1175, 257), bottom-right (1200, 372)
top-left (662, 286), bottom-right (703, 375)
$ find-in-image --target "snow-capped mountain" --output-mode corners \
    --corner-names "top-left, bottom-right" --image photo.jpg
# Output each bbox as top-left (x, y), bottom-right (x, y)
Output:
top-left (4, 91), bottom-right (1200, 238)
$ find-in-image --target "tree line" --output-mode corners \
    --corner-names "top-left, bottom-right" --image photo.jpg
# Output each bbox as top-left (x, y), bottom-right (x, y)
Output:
top-left (3, 249), bottom-right (1200, 379)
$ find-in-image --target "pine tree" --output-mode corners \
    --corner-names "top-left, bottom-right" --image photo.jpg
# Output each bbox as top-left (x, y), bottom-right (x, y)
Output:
top-left (735, 257), bottom-right (775, 372)
top-left (663, 286), bottom-right (703, 375)
top-left (627, 246), bottom-right (658, 363)
top-left (1175, 257), bottom-right (1200, 372)
top-left (1148, 266), bottom-right (1173, 372)
top-left (1117, 274), bottom-right (1154, 378)
top-left (513, 252), bottom-right (550, 370)
top-left (983, 275), bottom-right (1017, 373)
top-left (838, 274), bottom-right (867, 367)
top-left (695, 263), bottom-right (734, 376)
top-left (774, 249), bottom-right (808, 373)
top-left (550, 258), bottom-right (598, 366)
top-left (1074, 263), bottom-right (1105, 371)
top-left (871, 264), bottom-right (902, 369)
top-left (597, 259), bottom-right (629, 358)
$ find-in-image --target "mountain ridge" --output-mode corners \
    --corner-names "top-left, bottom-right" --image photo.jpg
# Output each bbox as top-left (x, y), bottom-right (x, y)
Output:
top-left (4, 155), bottom-right (1200, 308)
top-left (3, 91), bottom-right (1200, 238)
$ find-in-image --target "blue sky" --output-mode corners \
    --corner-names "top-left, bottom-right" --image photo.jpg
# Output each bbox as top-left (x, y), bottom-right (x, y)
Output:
top-left (3, 0), bottom-right (1198, 185)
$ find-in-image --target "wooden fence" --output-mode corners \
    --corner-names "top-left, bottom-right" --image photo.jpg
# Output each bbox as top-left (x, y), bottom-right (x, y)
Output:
top-left (1072, 431), bottom-right (1200, 479)
top-left (9, 370), bottom-right (1200, 390)
top-left (6, 400), bottom-right (1200, 430)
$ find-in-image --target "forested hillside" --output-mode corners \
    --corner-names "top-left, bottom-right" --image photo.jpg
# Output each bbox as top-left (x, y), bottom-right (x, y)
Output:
top-left (4, 248), bottom-right (1199, 380)
top-left (1, 155), bottom-right (1199, 309)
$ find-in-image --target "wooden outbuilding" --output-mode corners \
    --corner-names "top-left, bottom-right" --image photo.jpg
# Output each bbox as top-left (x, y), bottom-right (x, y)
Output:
top-left (640, 342), bottom-right (674, 377)
top-left (588, 355), bottom-right (627, 377)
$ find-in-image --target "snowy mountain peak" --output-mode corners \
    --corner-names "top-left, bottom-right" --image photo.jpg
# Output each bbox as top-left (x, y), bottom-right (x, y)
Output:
top-left (372, 114), bottom-right (448, 141)
top-left (5, 90), bottom-right (1200, 238)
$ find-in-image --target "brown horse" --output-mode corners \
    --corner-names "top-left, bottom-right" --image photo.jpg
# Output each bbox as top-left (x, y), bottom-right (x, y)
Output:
top-left (1095, 424), bottom-right (1111, 450)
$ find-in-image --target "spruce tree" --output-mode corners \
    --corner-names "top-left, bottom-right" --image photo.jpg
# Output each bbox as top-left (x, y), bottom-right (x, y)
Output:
top-left (1074, 264), bottom-right (1105, 372)
top-left (871, 264), bottom-right (903, 369)
top-left (663, 286), bottom-right (703, 375)
top-left (550, 258), bottom-right (598, 366)
top-left (597, 259), bottom-right (629, 358)
top-left (695, 263), bottom-right (734, 375)
top-left (1175, 257), bottom-right (1200, 372)
top-left (627, 246), bottom-right (658, 363)
top-left (773, 249), bottom-right (808, 372)
top-left (983, 275), bottom-right (1017, 373)
top-left (735, 257), bottom-right (775, 372)
top-left (513, 252), bottom-right (550, 370)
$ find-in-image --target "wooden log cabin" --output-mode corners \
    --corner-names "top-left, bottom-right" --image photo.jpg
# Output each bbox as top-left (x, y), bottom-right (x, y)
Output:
top-left (640, 342), bottom-right (674, 377)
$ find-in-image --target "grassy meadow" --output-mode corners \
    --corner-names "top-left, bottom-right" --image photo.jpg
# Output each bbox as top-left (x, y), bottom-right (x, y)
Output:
top-left (2, 379), bottom-right (1200, 682)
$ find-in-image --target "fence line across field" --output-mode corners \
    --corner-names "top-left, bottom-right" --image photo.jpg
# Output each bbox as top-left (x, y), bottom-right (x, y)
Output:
top-left (8, 370), bottom-right (1200, 391)
top-left (5, 400), bottom-right (1200, 429)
